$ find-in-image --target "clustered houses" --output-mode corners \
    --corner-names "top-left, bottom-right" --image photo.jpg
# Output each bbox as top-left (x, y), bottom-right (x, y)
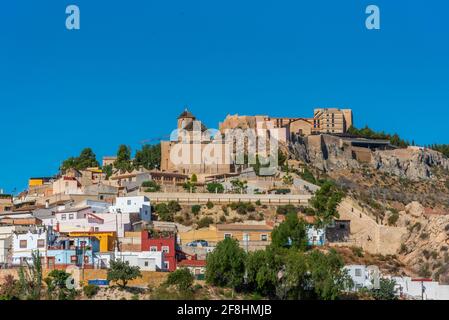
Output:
top-left (0, 108), bottom-right (357, 280)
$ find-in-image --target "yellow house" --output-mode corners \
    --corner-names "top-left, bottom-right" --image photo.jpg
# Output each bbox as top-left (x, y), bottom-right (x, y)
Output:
top-left (68, 231), bottom-right (116, 252)
top-left (179, 223), bottom-right (273, 251)
top-left (179, 226), bottom-right (219, 245)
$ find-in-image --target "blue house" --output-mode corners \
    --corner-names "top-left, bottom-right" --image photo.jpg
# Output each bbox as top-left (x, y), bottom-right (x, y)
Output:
top-left (46, 236), bottom-right (100, 269)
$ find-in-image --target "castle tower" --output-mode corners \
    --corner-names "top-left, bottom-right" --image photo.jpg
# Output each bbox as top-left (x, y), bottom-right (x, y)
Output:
top-left (177, 108), bottom-right (196, 130)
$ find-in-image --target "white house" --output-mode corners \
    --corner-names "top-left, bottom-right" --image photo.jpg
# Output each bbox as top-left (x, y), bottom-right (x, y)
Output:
top-left (108, 250), bottom-right (165, 271)
top-left (109, 196), bottom-right (151, 222)
top-left (11, 226), bottom-right (57, 266)
top-left (344, 265), bottom-right (380, 291)
top-left (306, 226), bottom-right (325, 246)
top-left (0, 226), bottom-right (30, 266)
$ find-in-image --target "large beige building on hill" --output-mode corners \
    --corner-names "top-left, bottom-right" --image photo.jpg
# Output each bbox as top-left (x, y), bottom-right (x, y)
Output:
top-left (160, 109), bottom-right (234, 177)
top-left (219, 107), bottom-right (353, 141)
top-left (160, 107), bottom-right (353, 177)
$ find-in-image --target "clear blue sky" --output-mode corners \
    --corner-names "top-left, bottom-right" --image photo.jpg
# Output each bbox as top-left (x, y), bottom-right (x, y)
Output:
top-left (1, 0), bottom-right (448, 194)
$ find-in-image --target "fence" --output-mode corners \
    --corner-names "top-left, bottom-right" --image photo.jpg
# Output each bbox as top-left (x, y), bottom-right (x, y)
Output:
top-left (139, 192), bottom-right (312, 205)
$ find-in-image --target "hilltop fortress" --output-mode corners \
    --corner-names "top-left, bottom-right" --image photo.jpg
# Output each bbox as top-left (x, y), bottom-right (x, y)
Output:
top-left (160, 107), bottom-right (353, 179)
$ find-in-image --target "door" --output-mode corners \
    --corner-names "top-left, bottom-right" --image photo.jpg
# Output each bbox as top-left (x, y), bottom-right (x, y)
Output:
top-left (47, 257), bottom-right (55, 269)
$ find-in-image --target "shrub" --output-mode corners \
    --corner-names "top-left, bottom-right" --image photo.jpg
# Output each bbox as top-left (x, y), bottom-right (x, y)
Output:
top-left (399, 243), bottom-right (407, 254)
top-left (165, 268), bottom-right (194, 292)
top-left (174, 215), bottom-right (184, 224)
top-left (219, 215), bottom-right (226, 223)
top-left (276, 204), bottom-right (298, 215)
top-left (420, 232), bottom-right (429, 240)
top-left (351, 246), bottom-right (364, 258)
top-left (197, 217), bottom-right (214, 229)
top-left (206, 182), bottom-right (224, 194)
top-left (83, 284), bottom-right (99, 298)
top-left (141, 180), bottom-right (161, 192)
top-left (387, 212), bottom-right (399, 226)
top-left (156, 203), bottom-right (174, 222)
top-left (191, 205), bottom-right (201, 215)
top-left (206, 201), bottom-right (214, 209)
top-left (255, 200), bottom-right (262, 206)
top-left (222, 205), bottom-right (229, 216)
top-left (167, 201), bottom-right (181, 213)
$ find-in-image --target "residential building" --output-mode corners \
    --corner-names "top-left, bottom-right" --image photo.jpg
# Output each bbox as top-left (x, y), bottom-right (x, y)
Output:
top-left (179, 222), bottom-right (273, 252)
top-left (0, 194), bottom-right (13, 213)
top-left (52, 176), bottom-right (82, 195)
top-left (46, 236), bottom-right (100, 269)
top-left (11, 226), bottom-right (57, 266)
top-left (68, 231), bottom-right (116, 252)
top-left (312, 108), bottom-right (353, 134)
top-left (109, 196), bottom-right (152, 222)
top-left (216, 223), bottom-right (273, 251)
top-left (177, 255), bottom-right (206, 279)
top-left (141, 230), bottom-right (177, 271)
top-left (306, 226), bottom-right (325, 246)
top-left (113, 250), bottom-right (165, 271)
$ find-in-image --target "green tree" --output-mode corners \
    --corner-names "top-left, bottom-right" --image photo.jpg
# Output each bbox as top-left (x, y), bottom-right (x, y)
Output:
top-left (114, 145), bottom-right (133, 173)
top-left (368, 278), bottom-right (398, 300)
top-left (61, 148), bottom-right (99, 171)
top-left (44, 270), bottom-right (77, 300)
top-left (183, 181), bottom-right (197, 193)
top-left (165, 268), bottom-right (194, 292)
top-left (271, 213), bottom-right (308, 250)
top-left (133, 144), bottom-right (161, 170)
top-left (155, 203), bottom-right (173, 222)
top-left (230, 179), bottom-right (247, 194)
top-left (17, 250), bottom-right (43, 300)
top-left (103, 164), bottom-right (113, 180)
top-left (167, 200), bottom-right (182, 213)
top-left (310, 180), bottom-right (343, 226)
top-left (107, 259), bottom-right (142, 288)
top-left (245, 247), bottom-right (285, 297)
top-left (306, 249), bottom-right (352, 300)
top-left (190, 174), bottom-right (198, 183)
top-left (282, 250), bottom-right (309, 299)
top-left (206, 182), bottom-right (224, 194)
top-left (205, 238), bottom-right (246, 290)
top-left (191, 205), bottom-right (201, 215)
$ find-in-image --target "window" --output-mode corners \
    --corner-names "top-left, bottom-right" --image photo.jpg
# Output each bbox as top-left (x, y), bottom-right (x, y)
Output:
top-left (150, 246), bottom-right (158, 252)
top-left (84, 256), bottom-right (89, 263)
top-left (163, 261), bottom-right (169, 270)
top-left (127, 200), bottom-right (131, 205)
top-left (37, 239), bottom-right (45, 248)
top-left (144, 261), bottom-right (149, 267)
top-left (260, 234), bottom-right (268, 241)
top-left (162, 246), bottom-right (169, 253)
top-left (71, 255), bottom-right (77, 263)
top-left (19, 240), bottom-right (27, 248)
top-left (69, 214), bottom-right (74, 220)
top-left (61, 214), bottom-right (66, 221)
top-left (224, 233), bottom-right (232, 239)
top-left (355, 269), bottom-right (362, 277)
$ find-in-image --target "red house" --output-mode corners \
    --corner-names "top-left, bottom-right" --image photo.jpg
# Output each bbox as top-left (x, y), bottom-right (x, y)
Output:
top-left (141, 231), bottom-right (177, 271)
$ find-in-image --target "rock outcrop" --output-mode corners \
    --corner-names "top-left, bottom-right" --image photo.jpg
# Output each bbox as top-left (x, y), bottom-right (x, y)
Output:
top-left (291, 135), bottom-right (449, 181)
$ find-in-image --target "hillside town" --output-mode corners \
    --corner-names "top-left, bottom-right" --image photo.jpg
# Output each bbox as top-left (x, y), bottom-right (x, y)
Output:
top-left (1, 107), bottom-right (449, 300)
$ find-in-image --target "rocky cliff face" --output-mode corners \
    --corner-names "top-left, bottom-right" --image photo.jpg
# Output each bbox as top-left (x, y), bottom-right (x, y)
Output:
top-left (396, 202), bottom-right (449, 282)
top-left (291, 135), bottom-right (449, 181)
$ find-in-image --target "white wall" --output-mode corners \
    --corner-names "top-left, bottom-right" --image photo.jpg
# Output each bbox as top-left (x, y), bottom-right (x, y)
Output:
top-left (109, 196), bottom-right (151, 222)
top-left (11, 228), bottom-right (53, 265)
top-left (393, 276), bottom-right (449, 300)
top-left (112, 251), bottom-right (164, 271)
